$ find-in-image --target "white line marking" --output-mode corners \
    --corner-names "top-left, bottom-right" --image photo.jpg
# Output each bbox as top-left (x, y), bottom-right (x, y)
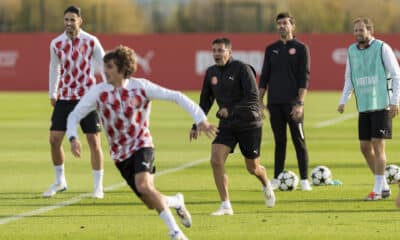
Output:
top-left (314, 112), bottom-right (357, 128)
top-left (0, 158), bottom-right (209, 225)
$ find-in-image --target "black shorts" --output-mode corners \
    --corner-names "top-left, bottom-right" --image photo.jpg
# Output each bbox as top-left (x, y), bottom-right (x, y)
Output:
top-left (213, 127), bottom-right (261, 159)
top-left (50, 100), bottom-right (101, 133)
top-left (358, 109), bottom-right (392, 140)
top-left (115, 148), bottom-right (156, 197)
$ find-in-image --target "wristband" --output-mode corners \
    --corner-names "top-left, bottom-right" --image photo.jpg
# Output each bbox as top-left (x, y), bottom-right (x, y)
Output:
top-left (296, 101), bottom-right (304, 106)
top-left (191, 124), bottom-right (197, 131)
top-left (69, 136), bottom-right (76, 142)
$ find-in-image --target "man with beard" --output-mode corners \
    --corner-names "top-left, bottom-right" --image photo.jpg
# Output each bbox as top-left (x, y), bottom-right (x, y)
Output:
top-left (258, 12), bottom-right (312, 191)
top-left (190, 38), bottom-right (276, 216)
top-left (338, 17), bottom-right (400, 200)
top-left (45, 6), bottom-right (105, 199)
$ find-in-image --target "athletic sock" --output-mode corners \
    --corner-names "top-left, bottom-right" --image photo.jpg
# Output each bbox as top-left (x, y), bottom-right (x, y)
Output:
top-left (54, 164), bottom-right (66, 185)
top-left (159, 209), bottom-right (180, 233)
top-left (93, 169), bottom-right (104, 190)
top-left (373, 175), bottom-right (384, 193)
top-left (164, 195), bottom-right (181, 209)
top-left (221, 200), bottom-right (232, 209)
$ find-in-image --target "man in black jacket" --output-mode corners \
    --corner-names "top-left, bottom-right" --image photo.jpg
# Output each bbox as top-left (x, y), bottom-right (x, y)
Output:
top-left (190, 38), bottom-right (275, 216)
top-left (259, 12), bottom-right (312, 191)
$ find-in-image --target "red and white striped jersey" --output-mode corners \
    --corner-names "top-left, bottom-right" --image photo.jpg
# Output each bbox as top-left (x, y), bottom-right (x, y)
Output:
top-left (49, 30), bottom-right (105, 100)
top-left (66, 78), bottom-right (207, 163)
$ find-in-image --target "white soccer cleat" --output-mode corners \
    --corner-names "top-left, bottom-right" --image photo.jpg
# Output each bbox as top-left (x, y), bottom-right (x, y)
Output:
top-left (175, 193), bottom-right (192, 228)
top-left (263, 186), bottom-right (276, 208)
top-left (43, 183), bottom-right (67, 198)
top-left (169, 230), bottom-right (188, 240)
top-left (92, 187), bottom-right (104, 199)
top-left (271, 178), bottom-right (279, 190)
top-left (300, 179), bottom-right (313, 191)
top-left (211, 205), bottom-right (234, 216)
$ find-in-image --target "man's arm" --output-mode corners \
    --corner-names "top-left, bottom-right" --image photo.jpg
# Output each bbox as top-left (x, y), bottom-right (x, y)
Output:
top-left (92, 37), bottom-right (106, 82)
top-left (382, 43), bottom-right (400, 117)
top-left (338, 57), bottom-right (354, 113)
top-left (49, 43), bottom-right (61, 105)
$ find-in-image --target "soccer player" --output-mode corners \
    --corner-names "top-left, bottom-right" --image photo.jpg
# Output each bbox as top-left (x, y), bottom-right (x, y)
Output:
top-left (338, 17), bottom-right (400, 201)
top-left (190, 38), bottom-right (275, 216)
top-left (45, 6), bottom-right (105, 198)
top-left (66, 45), bottom-right (217, 240)
top-left (258, 12), bottom-right (312, 191)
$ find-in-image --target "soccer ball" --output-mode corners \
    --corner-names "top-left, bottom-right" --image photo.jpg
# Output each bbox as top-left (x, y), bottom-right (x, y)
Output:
top-left (311, 166), bottom-right (332, 185)
top-left (384, 164), bottom-right (400, 184)
top-left (277, 170), bottom-right (299, 191)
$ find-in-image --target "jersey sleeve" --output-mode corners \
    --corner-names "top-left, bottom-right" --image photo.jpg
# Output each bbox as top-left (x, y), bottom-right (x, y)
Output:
top-left (49, 42), bottom-right (61, 99)
top-left (141, 79), bottom-right (207, 124)
top-left (66, 85), bottom-right (100, 141)
top-left (92, 37), bottom-right (106, 82)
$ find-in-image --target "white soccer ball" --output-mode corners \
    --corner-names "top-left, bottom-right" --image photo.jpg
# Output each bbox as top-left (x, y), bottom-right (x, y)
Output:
top-left (277, 170), bottom-right (299, 191)
top-left (311, 166), bottom-right (332, 185)
top-left (385, 164), bottom-right (400, 184)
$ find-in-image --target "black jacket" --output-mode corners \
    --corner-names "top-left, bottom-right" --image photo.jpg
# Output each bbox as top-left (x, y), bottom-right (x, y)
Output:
top-left (259, 39), bottom-right (310, 104)
top-left (199, 58), bottom-right (262, 129)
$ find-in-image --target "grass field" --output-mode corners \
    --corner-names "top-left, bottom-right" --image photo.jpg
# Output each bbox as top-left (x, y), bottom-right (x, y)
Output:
top-left (0, 91), bottom-right (399, 240)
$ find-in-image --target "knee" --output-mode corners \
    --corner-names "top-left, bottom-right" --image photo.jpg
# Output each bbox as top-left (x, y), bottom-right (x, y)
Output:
top-left (135, 182), bottom-right (153, 196)
top-left (87, 134), bottom-right (102, 150)
top-left (210, 156), bottom-right (225, 169)
top-left (49, 134), bottom-right (62, 148)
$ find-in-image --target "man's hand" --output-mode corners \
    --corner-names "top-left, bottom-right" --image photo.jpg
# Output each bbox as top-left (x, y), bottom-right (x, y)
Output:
top-left (259, 101), bottom-right (266, 119)
top-left (190, 120), bottom-right (218, 141)
top-left (217, 108), bottom-right (229, 119)
top-left (70, 138), bottom-right (82, 158)
top-left (189, 128), bottom-right (199, 142)
top-left (389, 104), bottom-right (399, 118)
top-left (291, 105), bottom-right (304, 122)
top-left (50, 98), bottom-right (57, 107)
top-left (337, 104), bottom-right (345, 114)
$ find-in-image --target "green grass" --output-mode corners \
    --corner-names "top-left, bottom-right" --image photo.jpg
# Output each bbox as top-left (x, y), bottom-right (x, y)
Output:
top-left (0, 91), bottom-right (399, 239)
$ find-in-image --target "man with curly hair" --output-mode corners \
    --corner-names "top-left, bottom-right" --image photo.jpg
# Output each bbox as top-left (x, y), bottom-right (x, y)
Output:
top-left (66, 45), bottom-right (217, 240)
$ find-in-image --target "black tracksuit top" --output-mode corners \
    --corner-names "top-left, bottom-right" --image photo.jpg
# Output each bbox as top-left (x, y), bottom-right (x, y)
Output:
top-left (259, 39), bottom-right (310, 104)
top-left (199, 58), bottom-right (262, 129)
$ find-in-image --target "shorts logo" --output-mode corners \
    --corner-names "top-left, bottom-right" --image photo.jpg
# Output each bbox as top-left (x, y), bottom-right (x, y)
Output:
top-left (288, 48), bottom-right (296, 55)
top-left (141, 161), bottom-right (151, 169)
top-left (211, 76), bottom-right (218, 85)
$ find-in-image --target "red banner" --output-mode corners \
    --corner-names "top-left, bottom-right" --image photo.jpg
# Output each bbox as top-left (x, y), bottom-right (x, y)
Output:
top-left (1, 33), bottom-right (400, 91)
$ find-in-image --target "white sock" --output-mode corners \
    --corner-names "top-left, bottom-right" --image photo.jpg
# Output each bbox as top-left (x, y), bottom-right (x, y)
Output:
top-left (373, 175), bottom-right (384, 193)
top-left (93, 169), bottom-right (104, 191)
top-left (221, 200), bottom-right (232, 209)
top-left (382, 175), bottom-right (390, 190)
top-left (54, 164), bottom-right (66, 185)
top-left (159, 209), bottom-right (180, 233)
top-left (164, 195), bottom-right (181, 209)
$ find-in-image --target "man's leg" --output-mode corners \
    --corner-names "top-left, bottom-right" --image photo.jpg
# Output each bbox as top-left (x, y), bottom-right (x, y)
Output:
top-left (135, 172), bottom-right (187, 239)
top-left (86, 133), bottom-right (104, 198)
top-left (360, 140), bottom-right (375, 174)
top-left (210, 144), bottom-right (233, 215)
top-left (43, 131), bottom-right (67, 197)
top-left (245, 157), bottom-right (275, 207)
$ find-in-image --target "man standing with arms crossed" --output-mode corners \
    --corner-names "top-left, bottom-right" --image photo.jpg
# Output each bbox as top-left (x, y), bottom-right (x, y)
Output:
top-left (190, 38), bottom-right (275, 216)
top-left (44, 6), bottom-right (105, 199)
top-left (338, 17), bottom-right (400, 200)
top-left (259, 12), bottom-right (312, 191)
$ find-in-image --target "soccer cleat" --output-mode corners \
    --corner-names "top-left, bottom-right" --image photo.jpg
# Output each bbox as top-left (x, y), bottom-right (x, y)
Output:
top-left (211, 206), bottom-right (234, 216)
top-left (364, 192), bottom-right (382, 201)
top-left (92, 187), bottom-right (104, 199)
top-left (300, 179), bottom-right (313, 191)
top-left (271, 178), bottom-right (279, 190)
top-left (175, 193), bottom-right (192, 228)
top-left (43, 183), bottom-right (67, 198)
top-left (381, 189), bottom-right (391, 199)
top-left (169, 230), bottom-right (188, 240)
top-left (263, 186), bottom-right (276, 208)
